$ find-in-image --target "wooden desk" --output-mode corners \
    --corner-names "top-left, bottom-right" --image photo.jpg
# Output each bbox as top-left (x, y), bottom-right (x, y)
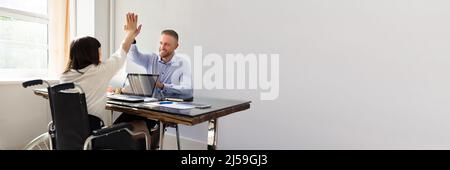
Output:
top-left (33, 89), bottom-right (251, 150)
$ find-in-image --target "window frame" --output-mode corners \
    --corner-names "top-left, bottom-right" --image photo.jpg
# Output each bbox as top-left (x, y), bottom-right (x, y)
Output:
top-left (0, 2), bottom-right (51, 81)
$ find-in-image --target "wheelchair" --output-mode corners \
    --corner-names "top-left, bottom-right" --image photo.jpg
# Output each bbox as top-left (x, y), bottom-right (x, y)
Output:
top-left (22, 79), bottom-right (150, 150)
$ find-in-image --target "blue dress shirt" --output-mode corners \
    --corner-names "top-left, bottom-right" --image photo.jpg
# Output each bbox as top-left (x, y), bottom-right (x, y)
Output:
top-left (128, 44), bottom-right (193, 99)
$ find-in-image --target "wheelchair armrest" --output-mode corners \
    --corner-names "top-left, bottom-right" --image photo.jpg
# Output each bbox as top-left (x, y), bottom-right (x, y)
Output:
top-left (92, 122), bottom-right (134, 135)
top-left (22, 79), bottom-right (51, 88)
top-left (84, 122), bottom-right (150, 150)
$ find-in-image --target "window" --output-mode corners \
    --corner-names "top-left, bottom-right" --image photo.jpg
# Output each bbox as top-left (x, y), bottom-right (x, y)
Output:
top-left (0, 0), bottom-right (49, 80)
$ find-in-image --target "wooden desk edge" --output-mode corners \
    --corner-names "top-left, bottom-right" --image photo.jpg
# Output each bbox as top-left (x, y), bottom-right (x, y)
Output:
top-left (106, 102), bottom-right (250, 126)
top-left (34, 89), bottom-right (251, 126)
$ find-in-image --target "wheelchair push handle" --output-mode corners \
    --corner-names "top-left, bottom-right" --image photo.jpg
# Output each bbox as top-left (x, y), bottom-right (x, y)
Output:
top-left (22, 79), bottom-right (51, 88)
top-left (51, 83), bottom-right (85, 94)
top-left (52, 83), bottom-right (74, 92)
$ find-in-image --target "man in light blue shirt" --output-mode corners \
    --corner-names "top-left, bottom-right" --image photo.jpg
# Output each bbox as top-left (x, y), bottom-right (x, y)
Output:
top-left (115, 29), bottom-right (193, 149)
top-left (128, 29), bottom-right (193, 100)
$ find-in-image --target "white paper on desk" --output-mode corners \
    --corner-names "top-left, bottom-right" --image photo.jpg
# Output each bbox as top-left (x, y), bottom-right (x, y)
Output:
top-left (141, 103), bottom-right (158, 108)
top-left (146, 102), bottom-right (195, 110)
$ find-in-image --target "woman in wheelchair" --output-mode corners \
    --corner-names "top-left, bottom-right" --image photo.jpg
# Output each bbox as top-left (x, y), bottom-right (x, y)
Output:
top-left (58, 13), bottom-right (155, 149)
top-left (61, 13), bottom-right (141, 126)
top-left (60, 13), bottom-right (141, 127)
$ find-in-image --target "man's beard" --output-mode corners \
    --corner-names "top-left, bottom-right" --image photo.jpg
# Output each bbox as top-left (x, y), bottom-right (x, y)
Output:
top-left (160, 50), bottom-right (173, 59)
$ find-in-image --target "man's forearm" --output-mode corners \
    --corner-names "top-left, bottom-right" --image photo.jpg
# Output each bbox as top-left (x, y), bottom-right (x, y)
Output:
top-left (121, 33), bottom-right (136, 53)
top-left (162, 83), bottom-right (193, 96)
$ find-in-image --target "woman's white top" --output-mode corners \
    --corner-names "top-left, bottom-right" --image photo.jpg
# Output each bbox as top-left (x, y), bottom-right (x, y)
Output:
top-left (60, 48), bottom-right (127, 124)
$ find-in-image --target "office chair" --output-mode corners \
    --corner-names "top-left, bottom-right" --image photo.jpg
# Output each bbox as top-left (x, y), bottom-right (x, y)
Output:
top-left (23, 80), bottom-right (150, 150)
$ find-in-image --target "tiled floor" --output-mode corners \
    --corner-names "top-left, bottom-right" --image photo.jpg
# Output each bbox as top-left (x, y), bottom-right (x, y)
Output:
top-left (162, 133), bottom-right (207, 150)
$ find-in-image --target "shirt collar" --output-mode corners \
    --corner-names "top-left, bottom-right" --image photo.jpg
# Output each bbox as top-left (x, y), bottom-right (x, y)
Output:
top-left (158, 53), bottom-right (181, 66)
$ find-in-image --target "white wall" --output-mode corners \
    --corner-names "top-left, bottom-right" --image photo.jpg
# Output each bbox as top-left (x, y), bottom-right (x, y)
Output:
top-left (0, 82), bottom-right (51, 149)
top-left (94, 0), bottom-right (111, 58)
top-left (75, 0), bottom-right (94, 37)
top-left (118, 0), bottom-right (450, 149)
top-left (76, 0), bottom-right (111, 59)
top-left (0, 0), bottom-right (114, 150)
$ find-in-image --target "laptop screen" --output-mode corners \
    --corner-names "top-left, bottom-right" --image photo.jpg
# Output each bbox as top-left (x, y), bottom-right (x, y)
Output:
top-left (122, 73), bottom-right (159, 97)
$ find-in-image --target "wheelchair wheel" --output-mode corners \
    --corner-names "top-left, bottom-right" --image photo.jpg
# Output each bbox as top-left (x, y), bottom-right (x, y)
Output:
top-left (24, 132), bottom-right (52, 150)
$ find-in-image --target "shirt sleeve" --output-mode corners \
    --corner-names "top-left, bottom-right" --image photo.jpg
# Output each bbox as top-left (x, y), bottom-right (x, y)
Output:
top-left (97, 47), bottom-right (128, 79)
top-left (161, 58), bottom-right (193, 98)
top-left (128, 44), bottom-right (157, 69)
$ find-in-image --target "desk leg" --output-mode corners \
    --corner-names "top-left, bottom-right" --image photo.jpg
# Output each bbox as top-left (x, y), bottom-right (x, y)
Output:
top-left (175, 124), bottom-right (181, 150)
top-left (109, 110), bottom-right (114, 126)
top-left (207, 118), bottom-right (218, 150)
top-left (159, 121), bottom-right (165, 150)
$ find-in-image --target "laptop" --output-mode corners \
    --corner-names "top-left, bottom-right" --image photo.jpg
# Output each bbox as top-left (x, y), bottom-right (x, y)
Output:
top-left (107, 73), bottom-right (159, 103)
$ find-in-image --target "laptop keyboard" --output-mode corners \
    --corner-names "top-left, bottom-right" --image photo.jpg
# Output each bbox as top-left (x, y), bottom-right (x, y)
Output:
top-left (109, 94), bottom-right (145, 99)
top-left (107, 94), bottom-right (159, 102)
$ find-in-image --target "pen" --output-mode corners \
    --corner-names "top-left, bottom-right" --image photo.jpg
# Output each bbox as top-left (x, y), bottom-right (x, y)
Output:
top-left (165, 98), bottom-right (184, 102)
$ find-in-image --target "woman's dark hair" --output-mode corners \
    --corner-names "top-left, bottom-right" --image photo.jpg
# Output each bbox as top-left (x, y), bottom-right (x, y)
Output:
top-left (64, 36), bottom-right (101, 73)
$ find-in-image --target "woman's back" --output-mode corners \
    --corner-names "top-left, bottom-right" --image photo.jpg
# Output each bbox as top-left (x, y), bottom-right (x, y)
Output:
top-left (59, 13), bottom-right (141, 125)
top-left (60, 48), bottom-right (127, 123)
